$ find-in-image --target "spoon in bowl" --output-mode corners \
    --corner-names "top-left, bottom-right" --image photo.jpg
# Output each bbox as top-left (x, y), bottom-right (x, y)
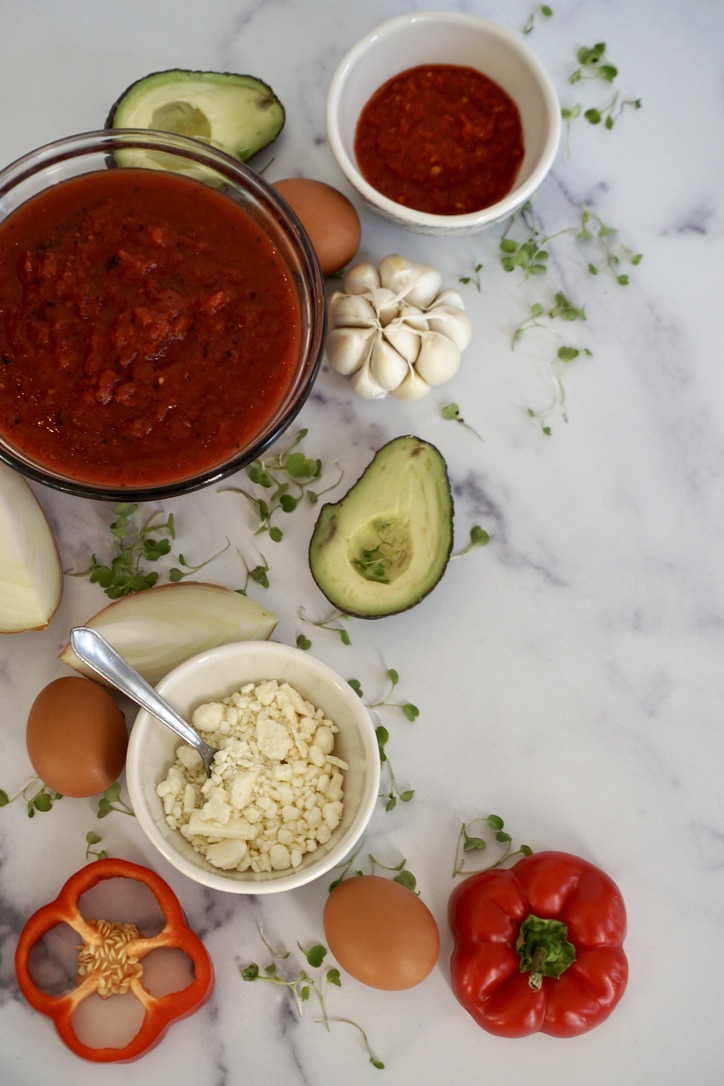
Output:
top-left (69, 626), bottom-right (218, 777)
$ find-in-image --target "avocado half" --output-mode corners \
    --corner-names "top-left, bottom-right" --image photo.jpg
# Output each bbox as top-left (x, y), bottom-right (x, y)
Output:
top-left (308, 435), bottom-right (454, 619)
top-left (106, 69), bottom-right (285, 162)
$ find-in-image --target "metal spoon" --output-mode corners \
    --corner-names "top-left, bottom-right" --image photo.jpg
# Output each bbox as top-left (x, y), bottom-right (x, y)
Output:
top-left (70, 625), bottom-right (218, 777)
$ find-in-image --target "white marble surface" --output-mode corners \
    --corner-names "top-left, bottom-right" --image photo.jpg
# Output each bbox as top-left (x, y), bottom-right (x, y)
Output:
top-left (1, 0), bottom-right (724, 1083)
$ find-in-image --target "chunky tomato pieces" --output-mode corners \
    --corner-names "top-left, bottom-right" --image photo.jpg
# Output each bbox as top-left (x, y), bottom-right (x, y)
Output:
top-left (0, 169), bottom-right (301, 487)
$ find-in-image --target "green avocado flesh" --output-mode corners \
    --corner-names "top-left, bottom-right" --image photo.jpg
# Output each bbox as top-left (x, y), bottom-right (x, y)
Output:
top-left (107, 69), bottom-right (285, 161)
top-left (309, 435), bottom-right (454, 618)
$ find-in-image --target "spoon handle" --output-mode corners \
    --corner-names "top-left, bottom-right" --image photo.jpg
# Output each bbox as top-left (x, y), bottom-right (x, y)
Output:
top-left (70, 626), bottom-right (216, 766)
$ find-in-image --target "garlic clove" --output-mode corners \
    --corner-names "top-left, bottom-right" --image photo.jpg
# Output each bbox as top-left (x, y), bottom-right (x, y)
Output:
top-left (383, 322), bottom-right (421, 364)
top-left (391, 367), bottom-right (432, 400)
top-left (342, 262), bottom-right (381, 296)
top-left (414, 331), bottom-right (461, 386)
top-left (325, 326), bottom-right (376, 376)
top-left (327, 291), bottom-right (378, 329)
top-left (430, 288), bottom-right (467, 312)
top-left (369, 286), bottom-right (402, 327)
top-left (426, 307), bottom-right (473, 351)
top-left (351, 359), bottom-right (389, 399)
top-left (378, 254), bottom-right (442, 309)
top-left (369, 337), bottom-right (411, 392)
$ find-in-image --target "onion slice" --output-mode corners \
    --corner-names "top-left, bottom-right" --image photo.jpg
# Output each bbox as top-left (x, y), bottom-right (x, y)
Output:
top-left (60, 581), bottom-right (278, 685)
top-left (0, 464), bottom-right (63, 633)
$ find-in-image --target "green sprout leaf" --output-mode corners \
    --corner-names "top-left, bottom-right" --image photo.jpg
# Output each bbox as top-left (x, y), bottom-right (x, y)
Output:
top-left (523, 4), bottom-right (553, 34)
top-left (458, 261), bottom-right (483, 290)
top-left (440, 402), bottom-right (483, 440)
top-left (453, 813), bottom-right (533, 876)
top-left (299, 606), bottom-right (353, 646)
top-left (96, 782), bottom-right (133, 819)
top-left (241, 932), bottom-right (383, 1068)
top-left (0, 779), bottom-right (63, 818)
top-left (222, 430), bottom-right (342, 542)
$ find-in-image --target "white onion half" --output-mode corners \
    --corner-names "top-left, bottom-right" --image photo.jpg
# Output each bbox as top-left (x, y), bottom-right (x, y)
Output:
top-left (60, 581), bottom-right (278, 685)
top-left (0, 463), bottom-right (63, 633)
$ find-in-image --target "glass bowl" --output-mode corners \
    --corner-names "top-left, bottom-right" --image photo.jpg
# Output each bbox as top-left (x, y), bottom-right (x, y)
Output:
top-left (0, 129), bottom-right (326, 501)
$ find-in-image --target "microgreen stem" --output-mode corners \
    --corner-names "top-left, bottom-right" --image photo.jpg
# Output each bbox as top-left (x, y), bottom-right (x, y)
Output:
top-left (0, 778), bottom-right (63, 818)
top-left (441, 402), bottom-right (483, 440)
top-left (329, 844), bottom-right (417, 894)
top-left (452, 813), bottom-right (533, 877)
top-left (458, 261), bottom-right (483, 290)
top-left (96, 782), bottom-right (133, 819)
top-left (241, 932), bottom-right (381, 1068)
top-left (222, 429), bottom-right (341, 543)
top-left (299, 606), bottom-right (353, 646)
top-left (453, 525), bottom-right (490, 558)
top-left (523, 4), bottom-right (553, 34)
top-left (237, 549), bottom-right (270, 593)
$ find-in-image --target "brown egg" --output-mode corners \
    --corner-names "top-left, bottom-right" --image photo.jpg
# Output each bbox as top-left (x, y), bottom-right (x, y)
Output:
top-left (272, 177), bottom-right (361, 276)
top-left (26, 676), bottom-right (128, 798)
top-left (323, 874), bottom-right (440, 990)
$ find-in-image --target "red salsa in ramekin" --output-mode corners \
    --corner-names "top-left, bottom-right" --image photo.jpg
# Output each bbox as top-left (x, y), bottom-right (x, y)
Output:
top-left (354, 64), bottom-right (524, 216)
top-left (0, 168), bottom-right (302, 489)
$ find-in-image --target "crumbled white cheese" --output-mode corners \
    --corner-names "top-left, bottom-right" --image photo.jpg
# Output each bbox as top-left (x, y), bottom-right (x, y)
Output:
top-left (156, 679), bottom-right (348, 874)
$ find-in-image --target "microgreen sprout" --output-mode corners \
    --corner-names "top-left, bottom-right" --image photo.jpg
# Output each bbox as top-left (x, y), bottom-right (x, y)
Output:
top-left (583, 92), bottom-right (642, 130)
top-left (453, 525), bottom-right (490, 557)
top-left (0, 778), bottom-right (63, 818)
top-left (241, 933), bottom-right (383, 1069)
top-left (441, 402), bottom-right (483, 441)
top-left (351, 522), bottom-right (396, 583)
top-left (299, 606), bottom-right (353, 646)
top-left (499, 201), bottom-right (569, 278)
top-left (569, 41), bottom-right (618, 85)
top-left (364, 668), bottom-right (420, 722)
top-left (458, 261), bottom-right (483, 290)
top-left (96, 782), bottom-right (133, 819)
top-left (577, 207), bottom-right (643, 284)
top-left (501, 203), bottom-right (641, 287)
top-left (349, 670), bottom-right (417, 811)
top-left (523, 4), bottom-right (553, 34)
top-left (375, 724), bottom-right (415, 811)
top-left (85, 831), bottom-right (108, 860)
top-left (329, 843), bottom-right (418, 893)
top-left (168, 538), bottom-right (230, 581)
top-left (526, 344), bottom-right (593, 434)
top-left (452, 813), bottom-right (533, 877)
top-left (70, 503), bottom-right (176, 598)
top-left (562, 43), bottom-right (641, 157)
top-left (237, 550), bottom-right (270, 593)
top-left (222, 429), bottom-right (342, 542)
top-left (513, 291), bottom-right (586, 347)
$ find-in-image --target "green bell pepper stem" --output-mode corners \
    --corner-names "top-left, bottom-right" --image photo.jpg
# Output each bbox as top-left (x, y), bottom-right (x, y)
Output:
top-left (515, 914), bottom-right (577, 991)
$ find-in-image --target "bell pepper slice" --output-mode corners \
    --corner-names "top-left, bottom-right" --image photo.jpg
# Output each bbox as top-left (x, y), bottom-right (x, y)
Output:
top-left (15, 857), bottom-right (214, 1062)
top-left (448, 850), bottom-right (628, 1038)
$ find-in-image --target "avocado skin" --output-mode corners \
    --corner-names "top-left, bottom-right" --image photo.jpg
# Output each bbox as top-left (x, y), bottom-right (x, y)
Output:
top-left (308, 435), bottom-right (454, 619)
top-left (105, 68), bottom-right (285, 161)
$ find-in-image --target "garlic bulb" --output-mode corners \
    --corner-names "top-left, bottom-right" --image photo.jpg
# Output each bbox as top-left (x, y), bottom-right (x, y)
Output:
top-left (325, 254), bottom-right (472, 400)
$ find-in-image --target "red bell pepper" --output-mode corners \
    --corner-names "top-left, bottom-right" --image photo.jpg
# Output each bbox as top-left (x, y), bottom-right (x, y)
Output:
top-left (448, 850), bottom-right (628, 1038)
top-left (15, 857), bottom-right (214, 1062)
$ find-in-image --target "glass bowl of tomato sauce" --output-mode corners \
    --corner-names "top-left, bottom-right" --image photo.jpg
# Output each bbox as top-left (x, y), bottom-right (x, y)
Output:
top-left (0, 129), bottom-right (326, 500)
top-left (326, 12), bottom-right (561, 236)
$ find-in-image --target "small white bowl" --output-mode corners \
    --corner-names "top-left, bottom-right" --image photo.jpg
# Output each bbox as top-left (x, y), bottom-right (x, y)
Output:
top-left (126, 641), bottom-right (380, 894)
top-left (326, 12), bottom-right (561, 235)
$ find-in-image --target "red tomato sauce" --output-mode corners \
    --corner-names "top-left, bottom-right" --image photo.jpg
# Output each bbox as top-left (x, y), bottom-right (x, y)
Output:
top-left (0, 169), bottom-right (302, 488)
top-left (354, 64), bottom-right (524, 216)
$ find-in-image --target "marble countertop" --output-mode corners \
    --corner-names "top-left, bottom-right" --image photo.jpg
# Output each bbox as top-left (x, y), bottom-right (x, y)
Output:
top-left (2, 1), bottom-right (723, 1083)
